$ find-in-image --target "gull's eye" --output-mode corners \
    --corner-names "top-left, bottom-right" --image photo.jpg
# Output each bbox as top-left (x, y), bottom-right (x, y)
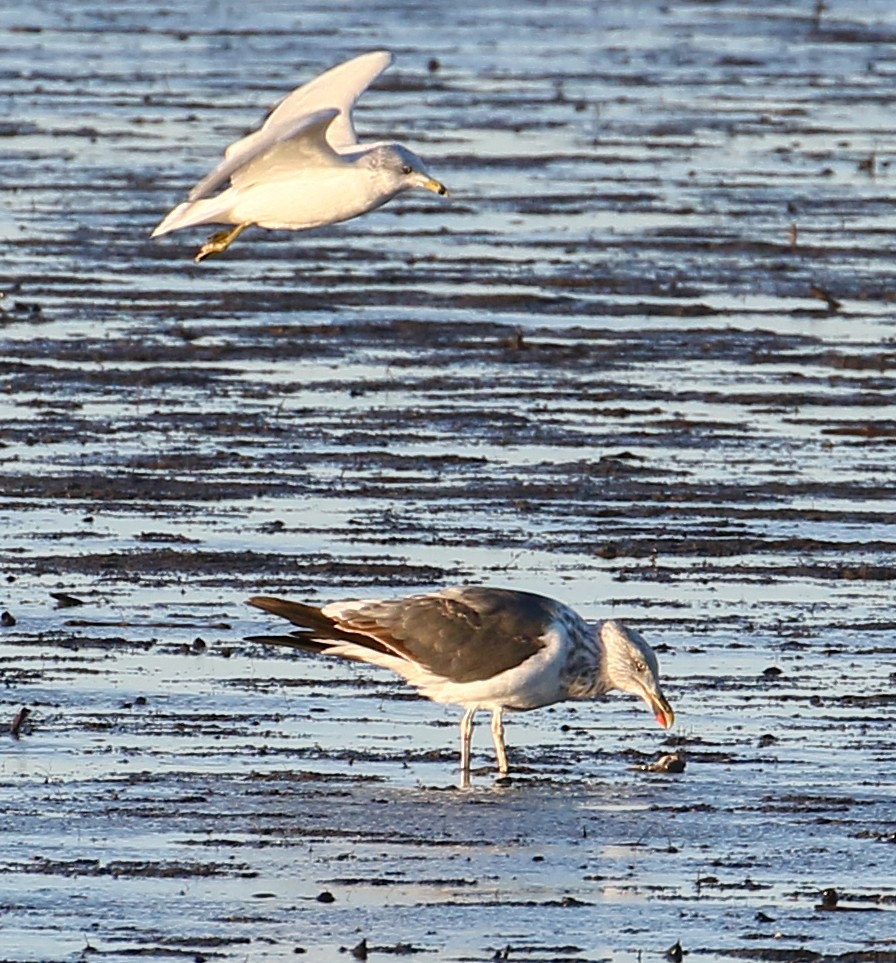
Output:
top-left (400, 164), bottom-right (413, 175)
top-left (635, 660), bottom-right (647, 673)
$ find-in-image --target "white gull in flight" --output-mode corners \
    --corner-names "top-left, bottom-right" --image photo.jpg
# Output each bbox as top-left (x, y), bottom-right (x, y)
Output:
top-left (152, 50), bottom-right (447, 262)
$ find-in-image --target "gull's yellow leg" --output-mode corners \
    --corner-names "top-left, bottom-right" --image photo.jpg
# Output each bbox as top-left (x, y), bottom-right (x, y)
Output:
top-left (194, 222), bottom-right (253, 262)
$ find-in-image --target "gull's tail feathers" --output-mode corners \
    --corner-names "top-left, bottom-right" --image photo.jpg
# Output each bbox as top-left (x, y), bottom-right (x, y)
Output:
top-left (246, 595), bottom-right (394, 659)
top-left (151, 193), bottom-right (235, 238)
top-left (243, 632), bottom-right (332, 653)
top-left (248, 596), bottom-right (334, 630)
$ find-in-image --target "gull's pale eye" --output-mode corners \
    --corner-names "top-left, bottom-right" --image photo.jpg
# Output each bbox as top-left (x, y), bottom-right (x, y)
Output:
top-left (400, 164), bottom-right (413, 175)
top-left (635, 660), bottom-right (647, 673)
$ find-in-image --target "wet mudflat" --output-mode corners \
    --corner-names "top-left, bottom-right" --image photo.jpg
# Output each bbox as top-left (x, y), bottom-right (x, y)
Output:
top-left (1, 1), bottom-right (895, 961)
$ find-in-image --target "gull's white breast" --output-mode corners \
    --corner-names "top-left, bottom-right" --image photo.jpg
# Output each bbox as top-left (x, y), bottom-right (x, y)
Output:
top-left (324, 625), bottom-right (573, 713)
top-left (229, 164), bottom-right (387, 231)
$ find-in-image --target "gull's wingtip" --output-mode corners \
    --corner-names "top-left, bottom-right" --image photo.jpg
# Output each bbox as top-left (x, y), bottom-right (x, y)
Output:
top-left (247, 595), bottom-right (279, 611)
top-left (338, 49), bottom-right (392, 75)
top-left (351, 49), bottom-right (394, 80)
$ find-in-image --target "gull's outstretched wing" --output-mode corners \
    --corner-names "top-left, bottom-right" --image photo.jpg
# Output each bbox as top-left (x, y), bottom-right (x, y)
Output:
top-left (255, 49), bottom-right (392, 150)
top-left (188, 50), bottom-right (393, 202)
top-left (228, 108), bottom-right (342, 192)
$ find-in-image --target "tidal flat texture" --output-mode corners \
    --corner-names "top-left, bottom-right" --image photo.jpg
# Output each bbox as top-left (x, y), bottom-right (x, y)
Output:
top-left (1, 2), bottom-right (894, 961)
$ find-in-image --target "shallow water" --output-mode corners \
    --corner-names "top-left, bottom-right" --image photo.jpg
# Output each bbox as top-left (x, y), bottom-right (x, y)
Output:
top-left (1, 1), bottom-right (895, 961)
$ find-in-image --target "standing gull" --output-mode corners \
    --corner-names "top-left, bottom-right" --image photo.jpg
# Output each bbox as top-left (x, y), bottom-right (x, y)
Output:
top-left (151, 50), bottom-right (448, 262)
top-left (247, 587), bottom-right (675, 783)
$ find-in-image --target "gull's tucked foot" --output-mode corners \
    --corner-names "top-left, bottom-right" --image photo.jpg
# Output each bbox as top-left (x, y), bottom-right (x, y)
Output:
top-left (194, 222), bottom-right (252, 262)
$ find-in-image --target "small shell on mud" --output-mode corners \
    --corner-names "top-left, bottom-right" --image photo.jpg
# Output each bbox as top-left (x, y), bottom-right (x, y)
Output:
top-left (638, 751), bottom-right (686, 774)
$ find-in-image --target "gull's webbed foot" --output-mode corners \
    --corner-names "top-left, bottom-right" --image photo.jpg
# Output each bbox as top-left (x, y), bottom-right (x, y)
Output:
top-left (194, 222), bottom-right (252, 262)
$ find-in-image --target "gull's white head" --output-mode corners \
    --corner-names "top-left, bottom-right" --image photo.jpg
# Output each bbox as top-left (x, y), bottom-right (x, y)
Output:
top-left (366, 143), bottom-right (448, 198)
top-left (600, 620), bottom-right (675, 729)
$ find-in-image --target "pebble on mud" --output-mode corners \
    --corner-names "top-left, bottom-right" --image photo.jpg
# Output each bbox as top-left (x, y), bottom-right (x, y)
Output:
top-left (50, 591), bottom-right (85, 608)
top-left (0, 610), bottom-right (16, 626)
top-left (819, 887), bottom-right (839, 909)
top-left (505, 329), bottom-right (526, 351)
top-left (121, 696), bottom-right (148, 710)
top-left (10, 706), bottom-right (31, 739)
top-left (665, 940), bottom-right (685, 962)
top-left (350, 938), bottom-right (368, 960)
top-left (809, 284), bottom-right (843, 312)
top-left (813, 888), bottom-right (879, 912)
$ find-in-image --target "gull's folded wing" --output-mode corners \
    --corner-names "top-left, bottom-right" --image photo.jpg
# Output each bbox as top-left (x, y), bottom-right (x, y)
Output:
top-left (188, 50), bottom-right (393, 202)
top-left (324, 588), bottom-right (555, 684)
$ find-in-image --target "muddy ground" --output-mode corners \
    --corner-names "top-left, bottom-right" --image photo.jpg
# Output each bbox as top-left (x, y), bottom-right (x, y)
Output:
top-left (1, 1), bottom-right (895, 961)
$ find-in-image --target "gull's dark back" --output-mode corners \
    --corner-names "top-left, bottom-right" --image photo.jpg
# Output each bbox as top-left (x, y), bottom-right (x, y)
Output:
top-left (332, 587), bottom-right (562, 683)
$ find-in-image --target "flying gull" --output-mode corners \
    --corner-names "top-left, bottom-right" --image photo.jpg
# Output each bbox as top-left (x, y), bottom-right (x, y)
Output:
top-left (247, 586), bottom-right (675, 784)
top-left (151, 50), bottom-right (448, 262)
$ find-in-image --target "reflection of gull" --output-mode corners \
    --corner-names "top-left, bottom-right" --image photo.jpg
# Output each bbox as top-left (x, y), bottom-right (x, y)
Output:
top-left (247, 586), bottom-right (674, 785)
top-left (151, 50), bottom-right (448, 262)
